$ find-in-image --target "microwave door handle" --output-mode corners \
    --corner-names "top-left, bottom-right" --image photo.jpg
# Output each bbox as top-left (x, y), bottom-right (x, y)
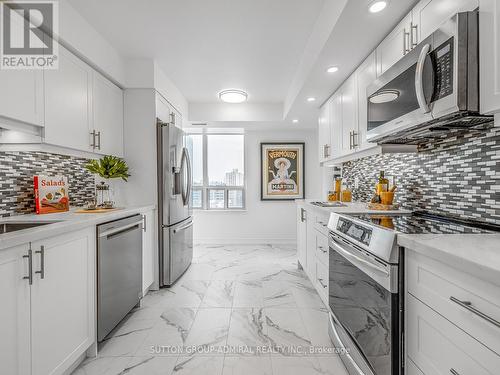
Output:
top-left (415, 43), bottom-right (432, 113)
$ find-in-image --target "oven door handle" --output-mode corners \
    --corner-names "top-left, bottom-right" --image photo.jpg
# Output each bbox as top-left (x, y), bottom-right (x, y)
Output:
top-left (330, 238), bottom-right (390, 277)
top-left (415, 43), bottom-right (432, 114)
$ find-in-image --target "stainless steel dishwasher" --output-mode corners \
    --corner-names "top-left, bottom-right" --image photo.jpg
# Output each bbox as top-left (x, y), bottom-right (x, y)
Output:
top-left (97, 214), bottom-right (143, 342)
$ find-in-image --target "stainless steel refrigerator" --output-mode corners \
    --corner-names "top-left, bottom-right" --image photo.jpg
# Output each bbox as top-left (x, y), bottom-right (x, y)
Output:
top-left (157, 119), bottom-right (193, 287)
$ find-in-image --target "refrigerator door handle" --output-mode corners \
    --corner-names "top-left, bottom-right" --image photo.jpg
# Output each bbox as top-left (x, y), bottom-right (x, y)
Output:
top-left (180, 147), bottom-right (191, 206)
top-left (185, 148), bottom-right (192, 206)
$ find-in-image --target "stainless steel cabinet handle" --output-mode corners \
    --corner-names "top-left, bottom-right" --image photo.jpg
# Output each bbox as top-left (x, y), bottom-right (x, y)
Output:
top-left (450, 369), bottom-right (460, 375)
top-left (411, 22), bottom-right (418, 48)
top-left (142, 215), bottom-right (147, 232)
top-left (403, 29), bottom-right (410, 54)
top-left (352, 131), bottom-right (358, 148)
top-left (317, 278), bottom-right (327, 289)
top-left (23, 249), bottom-right (33, 285)
top-left (90, 131), bottom-right (96, 149)
top-left (170, 112), bottom-right (176, 126)
top-left (96, 131), bottom-right (101, 150)
top-left (35, 245), bottom-right (45, 279)
top-left (99, 220), bottom-right (144, 238)
top-left (450, 296), bottom-right (500, 328)
top-left (415, 43), bottom-right (432, 114)
top-left (300, 208), bottom-right (306, 222)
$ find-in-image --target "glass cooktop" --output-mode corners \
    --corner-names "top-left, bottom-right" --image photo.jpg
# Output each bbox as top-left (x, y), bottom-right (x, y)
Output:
top-left (348, 212), bottom-right (499, 235)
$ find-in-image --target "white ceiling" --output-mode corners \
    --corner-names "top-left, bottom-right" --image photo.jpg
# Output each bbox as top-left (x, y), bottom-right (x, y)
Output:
top-left (67, 0), bottom-right (325, 104)
top-left (68, 0), bottom-right (418, 128)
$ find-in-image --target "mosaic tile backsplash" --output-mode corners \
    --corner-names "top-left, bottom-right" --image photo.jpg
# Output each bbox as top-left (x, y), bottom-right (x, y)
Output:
top-left (342, 125), bottom-right (500, 225)
top-left (0, 151), bottom-right (95, 217)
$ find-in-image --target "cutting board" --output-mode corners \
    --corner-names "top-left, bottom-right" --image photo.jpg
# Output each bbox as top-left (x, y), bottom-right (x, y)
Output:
top-left (75, 207), bottom-right (123, 213)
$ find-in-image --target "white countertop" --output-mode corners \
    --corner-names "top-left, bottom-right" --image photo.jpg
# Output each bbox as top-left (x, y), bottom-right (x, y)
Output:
top-left (296, 199), bottom-right (412, 215)
top-left (0, 205), bottom-right (156, 250)
top-left (398, 233), bottom-right (500, 287)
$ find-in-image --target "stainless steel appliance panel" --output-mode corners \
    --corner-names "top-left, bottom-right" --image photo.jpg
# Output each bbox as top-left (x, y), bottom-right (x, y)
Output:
top-left (162, 217), bottom-right (193, 286)
top-left (97, 215), bottom-right (143, 342)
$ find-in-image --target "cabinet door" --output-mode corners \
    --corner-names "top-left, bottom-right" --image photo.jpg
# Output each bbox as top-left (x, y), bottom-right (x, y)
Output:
top-left (305, 213), bottom-right (317, 280)
top-left (340, 76), bottom-right (358, 153)
top-left (31, 228), bottom-right (95, 375)
top-left (329, 93), bottom-right (342, 159)
top-left (142, 210), bottom-right (156, 294)
top-left (412, 0), bottom-right (479, 45)
top-left (93, 71), bottom-right (124, 157)
top-left (318, 102), bottom-right (330, 163)
top-left (356, 52), bottom-right (377, 149)
top-left (156, 92), bottom-right (172, 124)
top-left (0, 70), bottom-right (44, 127)
top-left (480, 0), bottom-right (500, 114)
top-left (376, 14), bottom-right (412, 76)
top-left (0, 245), bottom-right (31, 375)
top-left (297, 206), bottom-right (307, 270)
top-left (44, 44), bottom-right (93, 152)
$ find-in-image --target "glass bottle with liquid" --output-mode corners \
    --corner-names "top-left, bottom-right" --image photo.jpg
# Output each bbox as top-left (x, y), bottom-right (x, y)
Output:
top-left (376, 171), bottom-right (389, 194)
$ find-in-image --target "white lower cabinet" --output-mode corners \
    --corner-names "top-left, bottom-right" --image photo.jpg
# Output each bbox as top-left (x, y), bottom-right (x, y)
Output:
top-left (0, 244), bottom-right (31, 375)
top-left (142, 209), bottom-right (156, 295)
top-left (0, 228), bottom-right (95, 375)
top-left (407, 294), bottom-right (500, 375)
top-left (297, 205), bottom-right (308, 270)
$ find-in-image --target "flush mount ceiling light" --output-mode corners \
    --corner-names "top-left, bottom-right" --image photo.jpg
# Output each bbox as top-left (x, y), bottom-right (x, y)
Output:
top-left (369, 0), bottom-right (388, 13)
top-left (307, 97), bottom-right (316, 102)
top-left (327, 66), bottom-right (339, 73)
top-left (369, 89), bottom-right (400, 104)
top-left (218, 89), bottom-right (248, 103)
top-left (292, 119), bottom-right (299, 124)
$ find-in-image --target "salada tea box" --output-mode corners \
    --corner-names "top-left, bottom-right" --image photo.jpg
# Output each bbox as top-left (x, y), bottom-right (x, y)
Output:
top-left (34, 175), bottom-right (70, 214)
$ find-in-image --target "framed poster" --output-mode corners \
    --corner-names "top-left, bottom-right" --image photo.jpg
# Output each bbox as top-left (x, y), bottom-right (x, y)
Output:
top-left (261, 142), bottom-right (305, 201)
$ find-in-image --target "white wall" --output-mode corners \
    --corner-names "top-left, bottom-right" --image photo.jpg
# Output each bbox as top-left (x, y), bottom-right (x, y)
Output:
top-left (193, 128), bottom-right (321, 245)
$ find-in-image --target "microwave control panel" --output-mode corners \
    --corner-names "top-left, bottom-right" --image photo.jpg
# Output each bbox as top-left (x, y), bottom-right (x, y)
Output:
top-left (432, 37), bottom-right (454, 101)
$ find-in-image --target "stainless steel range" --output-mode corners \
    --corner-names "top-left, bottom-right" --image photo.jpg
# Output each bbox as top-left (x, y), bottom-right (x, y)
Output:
top-left (327, 211), bottom-right (497, 375)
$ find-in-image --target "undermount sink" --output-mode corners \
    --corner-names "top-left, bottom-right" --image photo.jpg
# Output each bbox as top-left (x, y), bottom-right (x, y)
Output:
top-left (0, 221), bottom-right (59, 234)
top-left (310, 201), bottom-right (347, 208)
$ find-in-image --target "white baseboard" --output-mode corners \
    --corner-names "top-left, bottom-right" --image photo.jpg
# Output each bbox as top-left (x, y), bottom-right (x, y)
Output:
top-left (194, 237), bottom-right (297, 246)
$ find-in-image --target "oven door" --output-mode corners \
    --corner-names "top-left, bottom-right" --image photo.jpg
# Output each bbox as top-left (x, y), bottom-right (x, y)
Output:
top-left (328, 233), bottom-right (400, 375)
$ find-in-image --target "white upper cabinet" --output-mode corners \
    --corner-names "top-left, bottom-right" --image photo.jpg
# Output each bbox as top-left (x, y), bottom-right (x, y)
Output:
top-left (339, 75), bottom-right (358, 153)
top-left (376, 14), bottom-right (412, 76)
top-left (0, 244), bottom-right (31, 375)
top-left (412, 0), bottom-right (479, 44)
top-left (44, 44), bottom-right (93, 152)
top-left (329, 93), bottom-right (342, 158)
top-left (92, 71), bottom-right (124, 157)
top-left (318, 101), bottom-right (331, 163)
top-left (356, 52), bottom-right (377, 149)
top-left (0, 70), bottom-right (44, 127)
top-left (480, 0), bottom-right (500, 114)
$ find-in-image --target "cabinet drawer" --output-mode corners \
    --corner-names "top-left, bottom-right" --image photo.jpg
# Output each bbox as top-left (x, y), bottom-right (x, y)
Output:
top-left (407, 251), bottom-right (500, 355)
top-left (315, 231), bottom-right (329, 267)
top-left (313, 211), bottom-right (330, 235)
top-left (315, 260), bottom-right (328, 304)
top-left (407, 294), bottom-right (500, 375)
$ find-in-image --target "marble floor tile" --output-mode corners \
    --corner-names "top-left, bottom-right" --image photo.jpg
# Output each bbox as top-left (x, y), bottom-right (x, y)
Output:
top-left (262, 281), bottom-right (297, 308)
top-left (271, 357), bottom-right (323, 375)
top-left (232, 280), bottom-right (264, 308)
top-left (184, 308), bottom-right (232, 351)
top-left (173, 356), bottom-right (224, 375)
top-left (226, 308), bottom-right (269, 351)
top-left (135, 308), bottom-right (197, 356)
top-left (299, 308), bottom-right (335, 351)
top-left (72, 356), bottom-right (132, 375)
top-left (222, 356), bottom-right (273, 375)
top-left (202, 280), bottom-right (235, 308)
top-left (290, 282), bottom-right (326, 309)
top-left (143, 280), bottom-right (210, 309)
top-left (122, 356), bottom-right (178, 375)
top-left (98, 318), bottom-right (155, 357)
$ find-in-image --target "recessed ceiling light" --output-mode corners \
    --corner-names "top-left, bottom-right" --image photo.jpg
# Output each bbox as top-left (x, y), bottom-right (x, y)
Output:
top-left (219, 89), bottom-right (248, 103)
top-left (369, 1), bottom-right (387, 13)
top-left (327, 66), bottom-right (339, 73)
top-left (307, 97), bottom-right (316, 102)
top-left (369, 90), bottom-right (400, 104)
top-left (292, 119), bottom-right (299, 123)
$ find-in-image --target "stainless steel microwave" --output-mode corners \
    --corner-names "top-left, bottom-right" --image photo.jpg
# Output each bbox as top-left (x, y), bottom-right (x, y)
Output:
top-left (366, 10), bottom-right (492, 144)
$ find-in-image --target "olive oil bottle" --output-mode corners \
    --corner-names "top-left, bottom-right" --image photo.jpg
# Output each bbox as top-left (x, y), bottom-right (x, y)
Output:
top-left (376, 171), bottom-right (389, 194)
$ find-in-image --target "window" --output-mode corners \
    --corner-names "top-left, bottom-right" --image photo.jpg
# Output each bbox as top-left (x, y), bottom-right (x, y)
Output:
top-left (186, 132), bottom-right (245, 210)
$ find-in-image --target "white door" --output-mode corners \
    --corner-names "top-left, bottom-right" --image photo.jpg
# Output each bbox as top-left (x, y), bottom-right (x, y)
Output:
top-left (340, 76), bottom-right (358, 153)
top-left (0, 70), bottom-right (44, 127)
top-left (329, 93), bottom-right (342, 159)
top-left (356, 52), bottom-right (377, 149)
top-left (92, 71), bottom-right (124, 157)
top-left (0, 244), bottom-right (31, 375)
top-left (376, 14), bottom-right (412, 76)
top-left (480, 0), bottom-right (500, 114)
top-left (318, 102), bottom-right (330, 162)
top-left (44, 44), bottom-right (93, 152)
top-left (297, 206), bottom-right (307, 270)
top-left (30, 228), bottom-right (95, 375)
top-left (412, 0), bottom-right (479, 44)
top-left (142, 210), bottom-right (156, 294)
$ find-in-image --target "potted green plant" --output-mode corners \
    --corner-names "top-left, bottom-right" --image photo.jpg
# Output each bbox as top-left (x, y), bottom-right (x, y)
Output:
top-left (85, 156), bottom-right (131, 208)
